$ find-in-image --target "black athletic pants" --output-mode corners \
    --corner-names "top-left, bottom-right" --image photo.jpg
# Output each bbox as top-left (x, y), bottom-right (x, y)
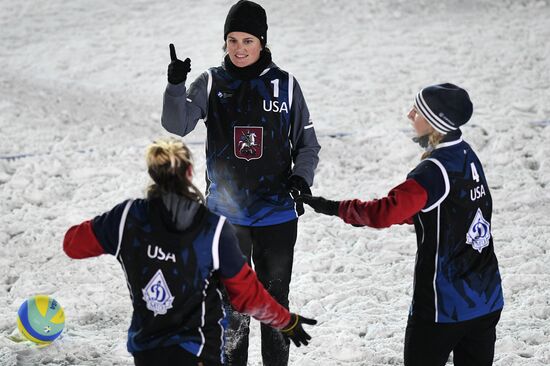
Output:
top-left (404, 310), bottom-right (501, 366)
top-left (224, 219), bottom-right (298, 366)
top-left (133, 344), bottom-right (222, 366)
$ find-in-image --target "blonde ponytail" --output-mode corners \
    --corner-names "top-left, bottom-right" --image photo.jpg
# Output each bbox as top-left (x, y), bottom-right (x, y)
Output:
top-left (421, 131), bottom-right (445, 160)
top-left (145, 138), bottom-right (204, 203)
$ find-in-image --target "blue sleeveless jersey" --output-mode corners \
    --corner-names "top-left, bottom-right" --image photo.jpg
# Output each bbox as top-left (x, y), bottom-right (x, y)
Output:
top-left (407, 138), bottom-right (504, 323)
top-left (113, 199), bottom-right (228, 363)
top-left (204, 66), bottom-right (297, 226)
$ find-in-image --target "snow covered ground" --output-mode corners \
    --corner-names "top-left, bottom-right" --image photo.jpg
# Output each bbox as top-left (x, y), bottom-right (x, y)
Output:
top-left (1, 0), bottom-right (549, 365)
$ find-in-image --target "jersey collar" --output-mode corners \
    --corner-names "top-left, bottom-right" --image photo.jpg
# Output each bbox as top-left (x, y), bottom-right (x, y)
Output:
top-left (435, 137), bottom-right (463, 149)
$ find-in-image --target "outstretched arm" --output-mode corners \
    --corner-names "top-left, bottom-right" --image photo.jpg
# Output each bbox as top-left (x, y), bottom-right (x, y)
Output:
top-left (63, 200), bottom-right (131, 258)
top-left (218, 222), bottom-right (290, 328)
top-left (338, 179), bottom-right (427, 227)
top-left (63, 220), bottom-right (105, 259)
top-left (300, 179), bottom-right (428, 228)
top-left (221, 263), bottom-right (290, 329)
top-left (218, 222), bottom-right (316, 345)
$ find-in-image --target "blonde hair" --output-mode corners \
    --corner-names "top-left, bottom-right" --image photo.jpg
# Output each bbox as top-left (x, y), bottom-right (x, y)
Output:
top-left (145, 138), bottom-right (204, 203)
top-left (421, 130), bottom-right (446, 160)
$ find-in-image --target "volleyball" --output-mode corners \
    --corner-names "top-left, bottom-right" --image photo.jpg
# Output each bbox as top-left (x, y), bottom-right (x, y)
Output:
top-left (17, 295), bottom-right (65, 344)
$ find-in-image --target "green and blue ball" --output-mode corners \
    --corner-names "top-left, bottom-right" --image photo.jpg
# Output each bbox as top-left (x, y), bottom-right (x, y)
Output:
top-left (17, 295), bottom-right (65, 344)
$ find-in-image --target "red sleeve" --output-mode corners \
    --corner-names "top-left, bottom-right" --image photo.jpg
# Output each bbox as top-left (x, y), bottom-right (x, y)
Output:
top-left (221, 263), bottom-right (291, 329)
top-left (338, 179), bottom-right (428, 228)
top-left (63, 220), bottom-right (106, 259)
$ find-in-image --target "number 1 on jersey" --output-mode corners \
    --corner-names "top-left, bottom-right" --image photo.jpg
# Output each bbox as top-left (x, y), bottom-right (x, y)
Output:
top-left (271, 79), bottom-right (279, 98)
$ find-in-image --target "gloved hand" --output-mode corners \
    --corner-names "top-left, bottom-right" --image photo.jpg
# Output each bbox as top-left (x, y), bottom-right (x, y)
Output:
top-left (297, 194), bottom-right (339, 216)
top-left (167, 43), bottom-right (191, 85)
top-left (288, 175), bottom-right (311, 216)
top-left (280, 313), bottom-right (317, 347)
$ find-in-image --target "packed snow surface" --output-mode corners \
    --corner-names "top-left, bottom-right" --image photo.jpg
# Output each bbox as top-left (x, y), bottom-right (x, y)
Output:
top-left (1, 0), bottom-right (549, 365)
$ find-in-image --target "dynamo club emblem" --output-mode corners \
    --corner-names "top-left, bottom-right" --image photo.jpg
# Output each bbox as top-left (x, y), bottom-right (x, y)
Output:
top-left (234, 126), bottom-right (263, 161)
top-left (142, 269), bottom-right (175, 316)
top-left (466, 208), bottom-right (491, 253)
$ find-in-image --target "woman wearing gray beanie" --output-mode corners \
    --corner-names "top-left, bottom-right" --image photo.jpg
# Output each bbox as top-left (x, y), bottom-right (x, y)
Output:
top-left (161, 1), bottom-right (320, 365)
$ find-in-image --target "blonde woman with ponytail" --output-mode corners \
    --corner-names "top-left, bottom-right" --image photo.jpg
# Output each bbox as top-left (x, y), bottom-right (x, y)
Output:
top-left (145, 138), bottom-right (204, 203)
top-left (63, 138), bottom-right (316, 366)
top-left (300, 84), bottom-right (503, 366)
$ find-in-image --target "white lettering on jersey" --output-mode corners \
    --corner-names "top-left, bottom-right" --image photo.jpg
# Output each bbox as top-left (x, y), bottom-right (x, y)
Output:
top-left (470, 185), bottom-right (486, 201)
top-left (470, 162), bottom-right (480, 182)
top-left (147, 245), bottom-right (177, 263)
top-left (466, 208), bottom-right (491, 253)
top-left (263, 100), bottom-right (288, 113)
top-left (142, 269), bottom-right (175, 316)
top-left (271, 79), bottom-right (279, 98)
top-left (469, 162), bottom-right (486, 201)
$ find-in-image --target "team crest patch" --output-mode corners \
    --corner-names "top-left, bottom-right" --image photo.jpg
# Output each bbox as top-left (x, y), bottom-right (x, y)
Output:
top-left (234, 126), bottom-right (263, 161)
top-left (142, 269), bottom-right (175, 316)
top-left (466, 208), bottom-right (491, 253)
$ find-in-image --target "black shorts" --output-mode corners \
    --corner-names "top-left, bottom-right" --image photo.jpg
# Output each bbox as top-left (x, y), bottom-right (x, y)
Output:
top-left (404, 310), bottom-right (501, 366)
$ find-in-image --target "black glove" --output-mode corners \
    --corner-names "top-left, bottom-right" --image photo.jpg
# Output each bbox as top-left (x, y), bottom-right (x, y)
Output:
top-left (280, 313), bottom-right (317, 347)
top-left (297, 194), bottom-right (339, 216)
top-left (288, 175), bottom-right (311, 216)
top-left (167, 44), bottom-right (191, 85)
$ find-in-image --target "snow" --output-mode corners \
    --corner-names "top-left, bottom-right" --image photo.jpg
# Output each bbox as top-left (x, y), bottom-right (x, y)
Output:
top-left (1, 0), bottom-right (549, 365)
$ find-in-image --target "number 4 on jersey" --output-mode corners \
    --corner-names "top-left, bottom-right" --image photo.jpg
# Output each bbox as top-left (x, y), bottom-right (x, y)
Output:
top-left (470, 162), bottom-right (480, 182)
top-left (469, 162), bottom-right (485, 201)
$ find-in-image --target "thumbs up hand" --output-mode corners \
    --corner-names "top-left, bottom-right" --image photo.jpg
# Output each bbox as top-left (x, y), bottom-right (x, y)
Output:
top-left (167, 43), bottom-right (191, 85)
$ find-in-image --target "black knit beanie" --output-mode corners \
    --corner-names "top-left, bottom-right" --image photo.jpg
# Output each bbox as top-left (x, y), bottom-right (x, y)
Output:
top-left (414, 83), bottom-right (473, 134)
top-left (224, 0), bottom-right (268, 46)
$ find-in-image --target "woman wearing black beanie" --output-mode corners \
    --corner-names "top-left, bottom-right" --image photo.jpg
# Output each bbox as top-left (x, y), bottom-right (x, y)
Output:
top-left (299, 84), bottom-right (504, 366)
top-left (161, 1), bottom-right (320, 365)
